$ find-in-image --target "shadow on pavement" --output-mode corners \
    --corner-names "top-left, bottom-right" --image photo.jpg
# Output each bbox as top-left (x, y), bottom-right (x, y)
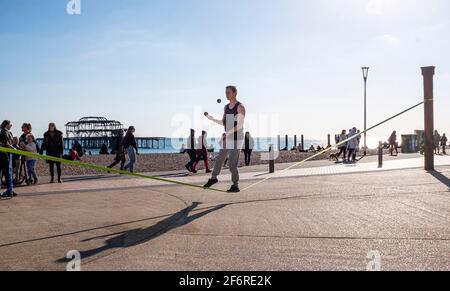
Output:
top-left (56, 202), bottom-right (226, 263)
top-left (428, 170), bottom-right (450, 190)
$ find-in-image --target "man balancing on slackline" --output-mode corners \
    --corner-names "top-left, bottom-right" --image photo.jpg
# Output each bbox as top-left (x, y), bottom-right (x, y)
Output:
top-left (203, 85), bottom-right (246, 193)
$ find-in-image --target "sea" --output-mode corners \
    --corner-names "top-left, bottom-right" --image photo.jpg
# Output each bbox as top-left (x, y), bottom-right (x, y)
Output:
top-left (82, 137), bottom-right (328, 155)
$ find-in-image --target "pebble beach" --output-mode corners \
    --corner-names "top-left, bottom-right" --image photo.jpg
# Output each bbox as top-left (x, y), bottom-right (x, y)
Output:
top-left (33, 148), bottom-right (386, 176)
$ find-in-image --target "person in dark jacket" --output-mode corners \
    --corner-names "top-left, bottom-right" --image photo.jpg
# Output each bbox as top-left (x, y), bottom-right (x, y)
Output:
top-left (0, 120), bottom-right (16, 198)
top-left (108, 129), bottom-right (126, 171)
top-left (185, 129), bottom-right (197, 173)
top-left (123, 126), bottom-right (138, 173)
top-left (40, 123), bottom-right (64, 183)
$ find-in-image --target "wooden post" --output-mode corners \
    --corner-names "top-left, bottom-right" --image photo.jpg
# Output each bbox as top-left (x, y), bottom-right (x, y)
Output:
top-left (378, 141), bottom-right (383, 168)
top-left (301, 135), bottom-right (304, 152)
top-left (422, 66), bottom-right (435, 171)
top-left (285, 135), bottom-right (289, 150)
top-left (327, 134), bottom-right (331, 148)
top-left (294, 135), bottom-right (297, 149)
top-left (269, 145), bottom-right (275, 173)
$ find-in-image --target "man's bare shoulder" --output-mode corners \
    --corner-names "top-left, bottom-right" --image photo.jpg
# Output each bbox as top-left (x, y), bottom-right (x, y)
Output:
top-left (238, 103), bottom-right (246, 113)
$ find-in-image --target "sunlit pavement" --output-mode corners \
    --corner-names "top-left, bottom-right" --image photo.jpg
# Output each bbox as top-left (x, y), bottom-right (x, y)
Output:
top-left (0, 154), bottom-right (449, 270)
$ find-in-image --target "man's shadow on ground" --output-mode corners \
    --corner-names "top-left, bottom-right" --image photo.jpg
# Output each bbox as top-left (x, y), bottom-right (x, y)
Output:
top-left (56, 202), bottom-right (226, 263)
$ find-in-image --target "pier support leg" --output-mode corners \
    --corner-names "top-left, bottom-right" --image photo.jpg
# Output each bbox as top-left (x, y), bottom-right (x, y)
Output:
top-left (422, 66), bottom-right (435, 171)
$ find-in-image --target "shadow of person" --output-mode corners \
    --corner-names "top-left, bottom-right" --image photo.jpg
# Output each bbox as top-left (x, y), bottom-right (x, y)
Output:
top-left (56, 202), bottom-right (226, 263)
top-left (428, 170), bottom-right (450, 190)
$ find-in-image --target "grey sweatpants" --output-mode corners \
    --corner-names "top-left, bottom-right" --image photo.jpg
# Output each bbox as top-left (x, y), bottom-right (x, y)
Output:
top-left (211, 149), bottom-right (240, 186)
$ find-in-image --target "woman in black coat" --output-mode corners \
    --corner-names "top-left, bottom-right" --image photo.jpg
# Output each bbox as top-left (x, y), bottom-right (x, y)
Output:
top-left (40, 123), bottom-right (64, 183)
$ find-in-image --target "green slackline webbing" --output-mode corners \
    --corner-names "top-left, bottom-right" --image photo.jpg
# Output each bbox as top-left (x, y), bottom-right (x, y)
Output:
top-left (0, 146), bottom-right (227, 193)
top-left (241, 100), bottom-right (425, 191)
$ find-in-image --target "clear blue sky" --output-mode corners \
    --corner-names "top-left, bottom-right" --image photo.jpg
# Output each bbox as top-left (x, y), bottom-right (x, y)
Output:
top-left (1, 0), bottom-right (449, 147)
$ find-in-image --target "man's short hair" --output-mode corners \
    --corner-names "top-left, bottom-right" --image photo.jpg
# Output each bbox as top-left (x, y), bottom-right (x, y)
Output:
top-left (226, 85), bottom-right (238, 95)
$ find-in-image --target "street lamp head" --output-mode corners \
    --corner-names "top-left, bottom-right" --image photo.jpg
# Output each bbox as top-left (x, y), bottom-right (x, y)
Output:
top-left (362, 67), bottom-right (370, 80)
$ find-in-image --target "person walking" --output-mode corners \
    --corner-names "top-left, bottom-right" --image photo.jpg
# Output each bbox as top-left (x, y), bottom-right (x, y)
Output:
top-left (22, 134), bottom-right (38, 185)
top-left (193, 131), bottom-right (211, 173)
top-left (441, 133), bottom-right (447, 155)
top-left (346, 127), bottom-right (357, 163)
top-left (204, 85), bottom-right (246, 193)
top-left (40, 123), bottom-right (64, 183)
top-left (336, 130), bottom-right (347, 161)
top-left (108, 129), bottom-right (126, 171)
top-left (0, 120), bottom-right (16, 198)
top-left (243, 132), bottom-right (254, 166)
top-left (123, 126), bottom-right (138, 173)
top-left (185, 129), bottom-right (197, 173)
top-left (434, 130), bottom-right (441, 155)
top-left (389, 131), bottom-right (398, 156)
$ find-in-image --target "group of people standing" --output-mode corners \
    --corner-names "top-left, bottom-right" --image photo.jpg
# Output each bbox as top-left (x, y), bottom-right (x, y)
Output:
top-left (0, 119), bottom-right (140, 198)
top-left (335, 127), bottom-right (361, 163)
top-left (433, 130), bottom-right (447, 155)
top-left (0, 121), bottom-right (65, 198)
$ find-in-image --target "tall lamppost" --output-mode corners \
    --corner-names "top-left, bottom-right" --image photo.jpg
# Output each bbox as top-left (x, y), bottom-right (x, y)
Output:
top-left (362, 67), bottom-right (370, 155)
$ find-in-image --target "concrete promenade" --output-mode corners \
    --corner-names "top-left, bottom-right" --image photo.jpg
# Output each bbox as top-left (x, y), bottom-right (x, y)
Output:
top-left (0, 154), bottom-right (449, 270)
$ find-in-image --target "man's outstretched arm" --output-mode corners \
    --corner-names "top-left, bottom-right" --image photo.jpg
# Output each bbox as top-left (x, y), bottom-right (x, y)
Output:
top-left (206, 114), bottom-right (224, 126)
